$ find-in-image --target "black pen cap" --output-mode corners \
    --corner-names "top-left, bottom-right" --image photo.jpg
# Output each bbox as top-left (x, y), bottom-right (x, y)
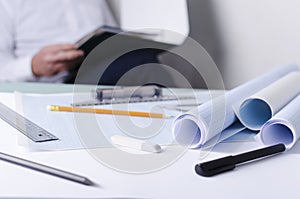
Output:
top-left (195, 156), bottom-right (235, 177)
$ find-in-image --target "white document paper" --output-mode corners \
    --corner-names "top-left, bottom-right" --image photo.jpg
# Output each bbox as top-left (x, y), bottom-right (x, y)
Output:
top-left (235, 71), bottom-right (300, 130)
top-left (16, 93), bottom-right (178, 151)
top-left (172, 65), bottom-right (299, 149)
top-left (259, 95), bottom-right (300, 150)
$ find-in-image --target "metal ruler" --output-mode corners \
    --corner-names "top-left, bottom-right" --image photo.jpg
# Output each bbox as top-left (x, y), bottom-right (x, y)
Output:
top-left (72, 96), bottom-right (194, 107)
top-left (0, 103), bottom-right (58, 142)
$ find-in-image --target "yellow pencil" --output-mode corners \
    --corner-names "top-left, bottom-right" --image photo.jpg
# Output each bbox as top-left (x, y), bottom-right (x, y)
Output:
top-left (48, 105), bottom-right (168, 119)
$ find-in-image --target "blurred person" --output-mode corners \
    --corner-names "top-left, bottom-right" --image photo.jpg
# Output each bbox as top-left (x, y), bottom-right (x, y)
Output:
top-left (0, 0), bottom-right (115, 82)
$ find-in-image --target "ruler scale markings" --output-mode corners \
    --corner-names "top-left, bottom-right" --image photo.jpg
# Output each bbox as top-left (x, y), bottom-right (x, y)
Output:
top-left (0, 103), bottom-right (58, 142)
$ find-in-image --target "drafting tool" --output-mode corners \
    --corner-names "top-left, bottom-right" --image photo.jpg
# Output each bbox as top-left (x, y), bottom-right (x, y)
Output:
top-left (95, 85), bottom-right (162, 100)
top-left (0, 151), bottom-right (93, 186)
top-left (72, 96), bottom-right (194, 106)
top-left (72, 85), bottom-right (194, 107)
top-left (195, 143), bottom-right (286, 177)
top-left (48, 105), bottom-right (172, 119)
top-left (0, 103), bottom-right (58, 142)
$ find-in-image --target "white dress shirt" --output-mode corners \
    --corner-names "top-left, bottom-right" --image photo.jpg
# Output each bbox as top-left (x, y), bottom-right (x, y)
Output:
top-left (0, 0), bottom-right (115, 82)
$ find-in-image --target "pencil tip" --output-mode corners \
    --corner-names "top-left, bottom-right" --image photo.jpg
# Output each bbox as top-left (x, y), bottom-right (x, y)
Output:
top-left (83, 178), bottom-right (95, 186)
top-left (165, 115), bottom-right (175, 119)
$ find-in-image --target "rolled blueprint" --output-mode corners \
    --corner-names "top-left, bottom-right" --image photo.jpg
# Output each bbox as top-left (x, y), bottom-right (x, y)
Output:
top-left (259, 95), bottom-right (300, 150)
top-left (235, 72), bottom-right (300, 131)
top-left (172, 65), bottom-right (299, 149)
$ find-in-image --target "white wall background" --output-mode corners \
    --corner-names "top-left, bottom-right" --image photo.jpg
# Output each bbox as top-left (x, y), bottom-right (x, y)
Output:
top-left (106, 0), bottom-right (300, 89)
top-left (212, 0), bottom-right (300, 88)
top-left (107, 0), bottom-right (189, 45)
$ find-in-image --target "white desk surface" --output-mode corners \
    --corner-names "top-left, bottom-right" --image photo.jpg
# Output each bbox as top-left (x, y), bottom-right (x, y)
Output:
top-left (0, 83), bottom-right (300, 198)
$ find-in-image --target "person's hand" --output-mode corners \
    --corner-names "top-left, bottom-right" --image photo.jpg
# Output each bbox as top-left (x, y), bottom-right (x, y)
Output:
top-left (31, 44), bottom-right (84, 77)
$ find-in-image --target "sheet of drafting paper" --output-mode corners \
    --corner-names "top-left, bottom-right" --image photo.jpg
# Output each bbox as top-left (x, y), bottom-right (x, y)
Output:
top-left (15, 92), bottom-right (203, 151)
top-left (172, 65), bottom-right (299, 149)
top-left (235, 71), bottom-right (300, 130)
top-left (259, 94), bottom-right (300, 150)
